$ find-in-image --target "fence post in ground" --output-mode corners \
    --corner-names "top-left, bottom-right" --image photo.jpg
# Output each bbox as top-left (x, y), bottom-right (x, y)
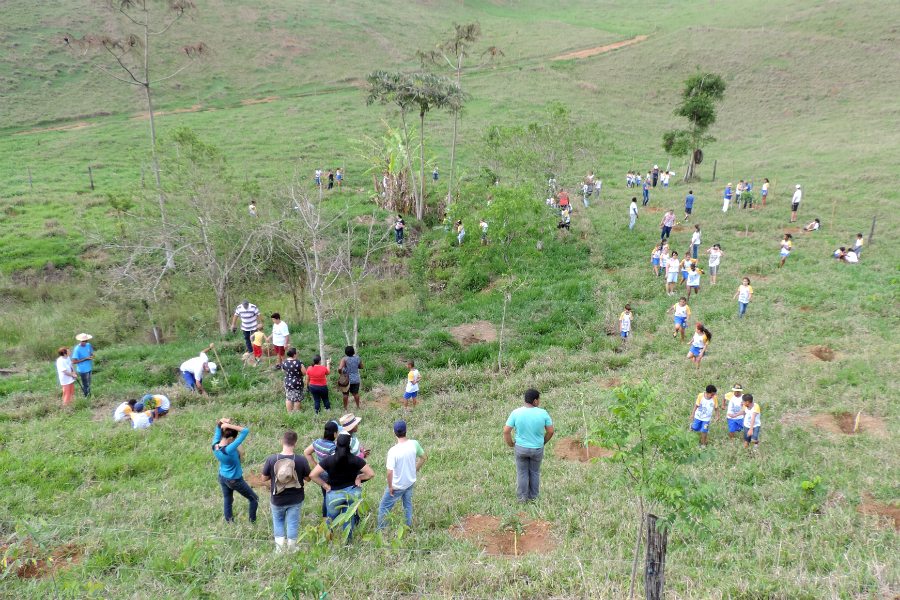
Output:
top-left (830, 198), bottom-right (837, 230)
top-left (343, 157), bottom-right (346, 181)
top-left (644, 514), bottom-right (667, 600)
top-left (88, 167), bottom-right (94, 190)
top-left (868, 215), bottom-right (876, 246)
top-left (141, 166), bottom-right (145, 187)
top-left (711, 160), bottom-right (717, 182)
top-left (27, 166), bottom-right (33, 190)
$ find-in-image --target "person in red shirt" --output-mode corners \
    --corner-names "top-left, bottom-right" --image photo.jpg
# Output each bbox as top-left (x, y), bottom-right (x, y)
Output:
top-left (557, 189), bottom-right (569, 213)
top-left (306, 355), bottom-right (332, 414)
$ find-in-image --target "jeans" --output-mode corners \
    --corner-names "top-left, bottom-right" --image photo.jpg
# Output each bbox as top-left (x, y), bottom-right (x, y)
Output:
top-left (395, 229), bottom-right (403, 246)
top-left (661, 226), bottom-right (671, 240)
top-left (319, 472), bottom-right (330, 517)
top-left (308, 384), bottom-right (330, 413)
top-left (458, 231), bottom-right (465, 245)
top-left (271, 501), bottom-right (304, 540)
top-left (377, 484), bottom-right (415, 530)
top-left (692, 244), bottom-right (699, 259)
top-left (514, 445), bottom-right (544, 502)
top-left (241, 329), bottom-right (253, 354)
top-left (642, 190), bottom-right (649, 205)
top-left (629, 214), bottom-right (636, 230)
top-left (325, 486), bottom-right (362, 541)
top-left (583, 197), bottom-right (589, 208)
top-left (78, 371), bottom-right (92, 397)
top-left (218, 475), bottom-right (258, 523)
top-left (738, 301), bottom-right (748, 318)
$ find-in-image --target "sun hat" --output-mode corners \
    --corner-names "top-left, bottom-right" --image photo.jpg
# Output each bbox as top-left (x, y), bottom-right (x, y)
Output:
top-left (795, 184), bottom-right (801, 188)
top-left (339, 413), bottom-right (362, 430)
top-left (208, 362), bottom-right (217, 374)
top-left (75, 333), bottom-right (93, 341)
top-left (732, 384), bottom-right (743, 392)
top-left (393, 420), bottom-right (407, 434)
top-left (654, 165), bottom-right (658, 169)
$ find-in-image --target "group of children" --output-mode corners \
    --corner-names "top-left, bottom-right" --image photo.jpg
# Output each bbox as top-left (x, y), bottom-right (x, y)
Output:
top-left (690, 384), bottom-right (762, 449)
top-left (113, 394), bottom-right (170, 429)
top-left (721, 179), bottom-right (761, 212)
top-left (314, 168), bottom-right (342, 190)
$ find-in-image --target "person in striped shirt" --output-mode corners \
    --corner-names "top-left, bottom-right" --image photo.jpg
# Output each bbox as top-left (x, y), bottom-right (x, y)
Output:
top-left (231, 301), bottom-right (260, 354)
top-left (302, 420), bottom-right (339, 518)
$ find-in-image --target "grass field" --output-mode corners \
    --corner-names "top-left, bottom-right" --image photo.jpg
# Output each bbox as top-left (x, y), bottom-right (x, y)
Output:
top-left (2, 0), bottom-right (900, 598)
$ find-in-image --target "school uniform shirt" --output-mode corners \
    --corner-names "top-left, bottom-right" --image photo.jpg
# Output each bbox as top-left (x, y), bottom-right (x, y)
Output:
top-left (691, 331), bottom-right (708, 349)
top-left (234, 303), bottom-right (260, 331)
top-left (725, 393), bottom-right (744, 419)
top-left (762, 182), bottom-right (769, 194)
top-left (180, 353), bottom-right (209, 380)
top-left (56, 356), bottom-right (75, 386)
top-left (114, 402), bottom-right (133, 422)
top-left (271, 321), bottom-right (289, 346)
top-left (737, 285), bottom-right (753, 303)
top-left (619, 311), bottom-right (633, 333)
top-left (691, 231), bottom-right (701, 246)
top-left (708, 250), bottom-right (722, 267)
top-left (386, 439), bottom-right (425, 491)
top-left (652, 249), bottom-right (661, 261)
top-left (131, 411), bottom-right (152, 430)
top-left (149, 395), bottom-right (170, 411)
top-left (781, 240), bottom-right (792, 254)
top-left (694, 394), bottom-right (718, 422)
top-left (687, 270), bottom-right (701, 287)
top-left (406, 369), bottom-right (421, 393)
top-left (672, 303), bottom-right (691, 318)
top-left (681, 258), bottom-right (696, 272)
top-left (481, 222), bottom-right (488, 234)
top-left (845, 252), bottom-right (859, 263)
top-left (854, 239), bottom-right (863, 251)
top-left (743, 403), bottom-right (762, 428)
top-left (249, 204), bottom-right (257, 216)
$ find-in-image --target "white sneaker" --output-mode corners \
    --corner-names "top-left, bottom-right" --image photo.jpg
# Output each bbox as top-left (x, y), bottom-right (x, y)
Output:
top-left (287, 539), bottom-right (298, 552)
top-left (275, 537), bottom-right (286, 554)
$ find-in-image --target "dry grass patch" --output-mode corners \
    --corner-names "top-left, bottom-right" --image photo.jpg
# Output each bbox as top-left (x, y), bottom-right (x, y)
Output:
top-left (450, 514), bottom-right (554, 556)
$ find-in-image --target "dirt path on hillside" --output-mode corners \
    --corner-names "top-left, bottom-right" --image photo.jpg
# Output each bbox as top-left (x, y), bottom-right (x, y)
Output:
top-left (551, 33), bottom-right (655, 61)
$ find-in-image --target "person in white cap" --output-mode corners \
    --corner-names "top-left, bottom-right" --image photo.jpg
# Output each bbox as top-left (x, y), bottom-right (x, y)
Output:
top-left (180, 344), bottom-right (217, 396)
top-left (652, 165), bottom-right (660, 188)
top-left (790, 184), bottom-right (802, 223)
top-left (72, 333), bottom-right (95, 397)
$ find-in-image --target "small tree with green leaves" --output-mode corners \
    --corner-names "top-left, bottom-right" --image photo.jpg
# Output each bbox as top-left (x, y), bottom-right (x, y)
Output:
top-left (589, 380), bottom-right (720, 598)
top-left (662, 72), bottom-right (727, 182)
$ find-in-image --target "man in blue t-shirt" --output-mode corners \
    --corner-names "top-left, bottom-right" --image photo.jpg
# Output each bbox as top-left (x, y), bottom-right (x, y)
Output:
top-left (503, 389), bottom-right (554, 502)
top-left (71, 333), bottom-right (95, 397)
top-left (684, 190), bottom-right (695, 221)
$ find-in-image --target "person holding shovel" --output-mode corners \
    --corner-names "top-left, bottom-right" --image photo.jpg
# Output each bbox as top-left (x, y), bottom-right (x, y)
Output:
top-left (71, 333), bottom-right (95, 398)
top-left (180, 344), bottom-right (217, 396)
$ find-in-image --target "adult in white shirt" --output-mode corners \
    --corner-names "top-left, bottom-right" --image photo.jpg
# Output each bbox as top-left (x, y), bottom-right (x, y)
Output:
top-left (790, 184), bottom-right (802, 223)
top-left (267, 313), bottom-right (290, 370)
top-left (56, 347), bottom-right (77, 406)
top-left (180, 344), bottom-right (217, 396)
top-left (377, 419), bottom-right (427, 530)
top-left (690, 225), bottom-right (702, 259)
top-left (629, 198), bottom-right (639, 230)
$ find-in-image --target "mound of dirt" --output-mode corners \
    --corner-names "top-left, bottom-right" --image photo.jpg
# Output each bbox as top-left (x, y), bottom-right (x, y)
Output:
top-left (7, 544), bottom-right (82, 579)
top-left (450, 514), bottom-right (554, 556)
top-left (671, 226), bottom-right (687, 232)
top-left (644, 206), bottom-right (663, 212)
top-left (782, 227), bottom-right (801, 234)
top-left (803, 345), bottom-right (835, 362)
top-left (809, 412), bottom-right (887, 437)
top-left (554, 437), bottom-right (614, 462)
top-left (450, 321), bottom-right (498, 346)
top-left (857, 501), bottom-right (900, 531)
top-left (244, 471), bottom-right (268, 490)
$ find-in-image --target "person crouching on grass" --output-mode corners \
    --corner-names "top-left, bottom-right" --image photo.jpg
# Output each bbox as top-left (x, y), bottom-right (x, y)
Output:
top-left (687, 323), bottom-right (712, 369)
top-left (690, 385), bottom-right (719, 449)
top-left (180, 344), bottom-right (217, 396)
top-left (213, 418), bottom-right (257, 524)
top-left (742, 394), bottom-right (761, 449)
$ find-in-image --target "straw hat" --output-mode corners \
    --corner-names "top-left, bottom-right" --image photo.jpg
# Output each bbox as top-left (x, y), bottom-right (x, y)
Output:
top-left (339, 413), bottom-right (362, 431)
top-left (75, 333), bottom-right (93, 341)
top-left (795, 184), bottom-right (801, 188)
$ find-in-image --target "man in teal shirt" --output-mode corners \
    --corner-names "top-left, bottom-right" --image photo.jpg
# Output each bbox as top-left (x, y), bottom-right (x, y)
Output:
top-left (72, 333), bottom-right (95, 397)
top-left (503, 389), bottom-right (554, 502)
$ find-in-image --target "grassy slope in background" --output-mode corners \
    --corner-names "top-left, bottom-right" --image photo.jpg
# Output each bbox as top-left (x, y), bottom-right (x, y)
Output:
top-left (1, 0), bottom-right (899, 597)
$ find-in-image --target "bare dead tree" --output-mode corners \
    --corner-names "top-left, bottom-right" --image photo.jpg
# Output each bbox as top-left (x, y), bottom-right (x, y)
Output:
top-left (496, 274), bottom-right (527, 372)
top-left (338, 210), bottom-right (392, 348)
top-left (63, 0), bottom-right (207, 269)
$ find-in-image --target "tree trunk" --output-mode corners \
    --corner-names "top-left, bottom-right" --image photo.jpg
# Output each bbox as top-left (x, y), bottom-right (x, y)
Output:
top-left (399, 111), bottom-right (418, 219)
top-left (644, 514), bottom-right (667, 600)
top-left (314, 297), bottom-right (326, 358)
top-left (629, 496), bottom-right (644, 598)
top-left (216, 289), bottom-right (229, 335)
top-left (498, 294), bottom-right (509, 371)
top-left (447, 64), bottom-right (462, 202)
top-left (419, 111), bottom-right (426, 221)
top-left (683, 152), bottom-right (696, 183)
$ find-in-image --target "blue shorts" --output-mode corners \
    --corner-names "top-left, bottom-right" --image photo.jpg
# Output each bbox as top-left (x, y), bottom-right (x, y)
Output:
top-left (781, 251), bottom-right (790, 258)
top-left (337, 175), bottom-right (342, 180)
top-left (685, 207), bottom-right (692, 214)
top-left (403, 391), bottom-right (418, 400)
top-left (433, 174), bottom-right (438, 180)
top-left (666, 272), bottom-right (678, 283)
top-left (727, 418), bottom-right (744, 433)
top-left (690, 345), bottom-right (704, 357)
top-left (652, 258), bottom-right (660, 266)
top-left (316, 177), bottom-right (320, 184)
top-left (156, 408), bottom-right (169, 416)
top-left (691, 418), bottom-right (710, 433)
top-left (688, 285), bottom-right (699, 290)
top-left (682, 270), bottom-right (688, 279)
top-left (744, 425), bottom-right (760, 441)
top-left (674, 316), bottom-right (687, 328)
top-left (621, 331), bottom-right (629, 338)
top-left (663, 182), bottom-right (668, 187)
top-left (182, 371), bottom-right (198, 389)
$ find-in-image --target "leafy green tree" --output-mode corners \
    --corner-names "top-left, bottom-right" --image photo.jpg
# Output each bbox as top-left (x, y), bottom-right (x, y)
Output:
top-left (589, 380), bottom-right (720, 598)
top-left (662, 72), bottom-right (727, 182)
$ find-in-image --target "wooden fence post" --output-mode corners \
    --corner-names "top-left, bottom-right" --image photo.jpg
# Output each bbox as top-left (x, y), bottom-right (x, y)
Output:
top-left (644, 514), bottom-right (667, 600)
top-left (88, 167), bottom-right (94, 190)
top-left (868, 215), bottom-right (876, 246)
top-left (343, 156), bottom-right (346, 181)
top-left (830, 198), bottom-right (837, 230)
top-left (27, 166), bottom-right (33, 190)
top-left (141, 166), bottom-right (145, 188)
top-left (711, 159), bottom-right (717, 183)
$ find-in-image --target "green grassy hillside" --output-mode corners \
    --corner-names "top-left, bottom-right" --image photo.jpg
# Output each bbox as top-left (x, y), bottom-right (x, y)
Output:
top-left (1, 0), bottom-right (900, 598)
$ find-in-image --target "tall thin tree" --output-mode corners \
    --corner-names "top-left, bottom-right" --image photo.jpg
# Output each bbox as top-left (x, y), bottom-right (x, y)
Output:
top-left (661, 72), bottom-right (727, 182)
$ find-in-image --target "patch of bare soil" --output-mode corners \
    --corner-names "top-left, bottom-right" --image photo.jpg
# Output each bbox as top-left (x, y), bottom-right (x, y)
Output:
top-left (12, 122), bottom-right (95, 136)
top-left (644, 206), bottom-right (663, 212)
top-left (450, 321), bottom-right (498, 346)
top-left (245, 471), bottom-right (269, 490)
top-left (857, 500), bottom-right (900, 531)
top-left (367, 386), bottom-right (400, 410)
top-left (671, 226), bottom-right (687, 232)
top-left (6, 544), bottom-right (82, 579)
top-left (450, 514), bottom-right (554, 556)
top-left (803, 345), bottom-right (835, 362)
top-left (0, 368), bottom-right (23, 376)
top-left (552, 33), bottom-right (654, 61)
top-left (554, 437), bottom-right (614, 462)
top-left (595, 377), bottom-right (621, 389)
top-left (352, 214), bottom-right (376, 225)
top-left (782, 227), bottom-right (801, 234)
top-left (799, 306), bottom-right (812, 312)
top-left (241, 95), bottom-right (280, 106)
top-left (809, 412), bottom-right (887, 437)
top-left (129, 105), bottom-right (203, 120)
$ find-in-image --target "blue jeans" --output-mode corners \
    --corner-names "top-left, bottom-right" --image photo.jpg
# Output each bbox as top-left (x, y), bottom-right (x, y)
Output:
top-left (738, 301), bottom-right (748, 318)
top-left (514, 445), bottom-right (544, 502)
top-left (377, 484), bottom-right (415, 530)
top-left (78, 371), bottom-right (92, 397)
top-left (583, 196), bottom-right (589, 208)
top-left (642, 189), bottom-right (649, 205)
top-left (629, 214), bottom-right (636, 230)
top-left (308, 385), bottom-right (330, 413)
top-left (271, 501), bottom-right (303, 540)
top-left (242, 329), bottom-right (253, 354)
top-left (458, 231), bottom-right (465, 245)
top-left (661, 226), bottom-right (671, 240)
top-left (395, 229), bottom-right (403, 246)
top-left (692, 244), bottom-right (699, 259)
top-left (325, 486), bottom-right (362, 541)
top-left (218, 475), bottom-right (258, 523)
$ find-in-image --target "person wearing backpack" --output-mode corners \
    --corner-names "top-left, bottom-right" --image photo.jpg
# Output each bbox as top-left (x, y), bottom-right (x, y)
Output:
top-left (260, 430), bottom-right (312, 553)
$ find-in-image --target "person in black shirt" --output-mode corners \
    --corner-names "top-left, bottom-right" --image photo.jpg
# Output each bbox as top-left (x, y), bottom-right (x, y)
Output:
top-left (310, 432), bottom-right (374, 541)
top-left (327, 169), bottom-right (335, 190)
top-left (282, 348), bottom-right (306, 414)
top-left (261, 430), bottom-right (311, 552)
top-left (394, 215), bottom-right (405, 247)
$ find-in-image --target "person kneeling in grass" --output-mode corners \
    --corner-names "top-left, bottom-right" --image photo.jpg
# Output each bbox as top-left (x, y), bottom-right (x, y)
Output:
top-left (129, 402), bottom-right (153, 430)
top-left (724, 385), bottom-right (745, 439)
top-left (180, 345), bottom-right (217, 396)
top-left (742, 394), bottom-right (761, 449)
top-left (114, 399), bottom-right (137, 423)
top-left (143, 394), bottom-right (170, 419)
top-left (690, 385), bottom-right (719, 448)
